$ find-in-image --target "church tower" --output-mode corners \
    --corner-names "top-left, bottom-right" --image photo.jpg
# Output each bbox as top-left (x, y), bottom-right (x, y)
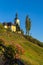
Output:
top-left (14, 13), bottom-right (21, 32)
top-left (14, 13), bottom-right (20, 26)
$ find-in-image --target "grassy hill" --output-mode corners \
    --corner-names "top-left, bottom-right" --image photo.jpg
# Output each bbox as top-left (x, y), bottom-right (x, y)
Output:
top-left (0, 29), bottom-right (43, 65)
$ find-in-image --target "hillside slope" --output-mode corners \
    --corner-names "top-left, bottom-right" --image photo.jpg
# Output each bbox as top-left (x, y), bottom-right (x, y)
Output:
top-left (0, 30), bottom-right (43, 65)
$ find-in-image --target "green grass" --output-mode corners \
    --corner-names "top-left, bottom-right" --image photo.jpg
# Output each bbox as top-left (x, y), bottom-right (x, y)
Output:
top-left (0, 29), bottom-right (43, 65)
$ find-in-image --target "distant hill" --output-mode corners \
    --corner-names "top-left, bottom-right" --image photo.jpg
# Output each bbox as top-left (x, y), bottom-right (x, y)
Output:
top-left (0, 28), bottom-right (43, 65)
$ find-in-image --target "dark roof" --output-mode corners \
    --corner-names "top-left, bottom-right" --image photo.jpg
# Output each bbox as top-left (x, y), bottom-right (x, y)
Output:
top-left (3, 22), bottom-right (16, 26)
top-left (7, 22), bottom-right (12, 26)
top-left (3, 22), bottom-right (7, 25)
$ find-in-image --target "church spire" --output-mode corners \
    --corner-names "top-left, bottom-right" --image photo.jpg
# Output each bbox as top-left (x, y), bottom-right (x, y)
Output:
top-left (15, 13), bottom-right (18, 20)
top-left (14, 13), bottom-right (20, 26)
top-left (16, 13), bottom-right (18, 19)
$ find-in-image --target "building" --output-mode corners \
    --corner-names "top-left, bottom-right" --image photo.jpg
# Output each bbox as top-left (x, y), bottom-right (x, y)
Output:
top-left (11, 24), bottom-right (16, 32)
top-left (3, 13), bottom-right (21, 33)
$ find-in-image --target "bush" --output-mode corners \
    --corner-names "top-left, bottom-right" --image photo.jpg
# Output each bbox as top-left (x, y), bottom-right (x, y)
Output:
top-left (24, 35), bottom-right (43, 47)
top-left (2, 44), bottom-right (25, 65)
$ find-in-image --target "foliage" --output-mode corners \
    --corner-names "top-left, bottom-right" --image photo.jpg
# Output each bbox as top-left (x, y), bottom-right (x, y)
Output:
top-left (0, 43), bottom-right (25, 65)
top-left (0, 23), bottom-right (4, 29)
top-left (21, 29), bottom-right (24, 34)
top-left (25, 15), bottom-right (31, 35)
top-left (24, 35), bottom-right (43, 47)
top-left (0, 23), bottom-right (5, 33)
top-left (7, 27), bottom-right (11, 32)
top-left (15, 44), bottom-right (25, 55)
top-left (0, 39), bottom-right (4, 51)
top-left (0, 29), bottom-right (43, 65)
top-left (0, 39), bottom-right (4, 44)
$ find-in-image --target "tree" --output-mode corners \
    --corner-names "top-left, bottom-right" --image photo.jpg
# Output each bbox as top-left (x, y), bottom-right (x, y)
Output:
top-left (25, 15), bottom-right (31, 35)
top-left (21, 29), bottom-right (24, 35)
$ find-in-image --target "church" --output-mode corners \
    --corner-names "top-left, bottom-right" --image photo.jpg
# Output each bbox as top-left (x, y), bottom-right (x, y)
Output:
top-left (3, 13), bottom-right (21, 33)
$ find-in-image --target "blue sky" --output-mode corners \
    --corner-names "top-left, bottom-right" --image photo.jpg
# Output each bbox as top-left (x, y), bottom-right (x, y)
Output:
top-left (0, 0), bottom-right (43, 42)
